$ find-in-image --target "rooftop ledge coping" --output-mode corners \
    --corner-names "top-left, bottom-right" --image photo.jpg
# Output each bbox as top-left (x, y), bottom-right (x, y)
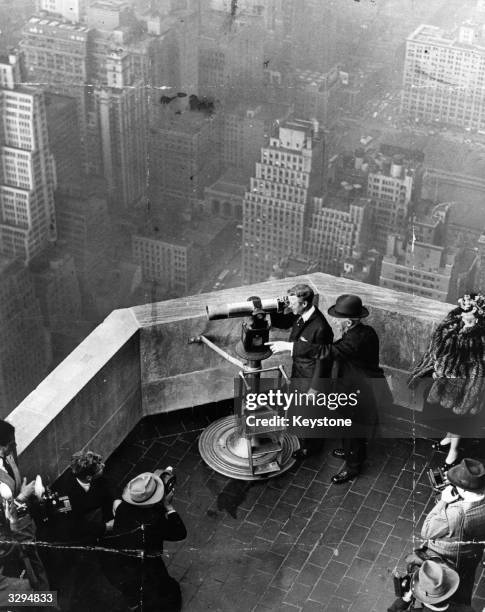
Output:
top-left (8, 273), bottom-right (452, 479)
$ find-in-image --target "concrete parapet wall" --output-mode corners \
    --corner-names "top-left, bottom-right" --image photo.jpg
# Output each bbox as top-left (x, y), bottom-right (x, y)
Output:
top-left (10, 273), bottom-right (452, 481)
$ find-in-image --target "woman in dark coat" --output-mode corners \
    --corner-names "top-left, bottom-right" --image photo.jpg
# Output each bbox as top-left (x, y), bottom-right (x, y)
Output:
top-left (311, 294), bottom-right (391, 484)
top-left (408, 293), bottom-right (485, 469)
top-left (102, 471), bottom-right (187, 612)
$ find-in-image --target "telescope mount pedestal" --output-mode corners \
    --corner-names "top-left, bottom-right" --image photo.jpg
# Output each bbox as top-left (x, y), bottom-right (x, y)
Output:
top-left (198, 341), bottom-right (299, 481)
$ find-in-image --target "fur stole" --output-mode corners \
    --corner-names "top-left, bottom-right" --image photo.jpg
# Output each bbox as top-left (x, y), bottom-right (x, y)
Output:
top-left (409, 309), bottom-right (485, 415)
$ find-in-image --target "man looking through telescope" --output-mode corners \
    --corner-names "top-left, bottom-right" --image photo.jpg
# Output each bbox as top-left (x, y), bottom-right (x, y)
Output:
top-left (266, 284), bottom-right (333, 460)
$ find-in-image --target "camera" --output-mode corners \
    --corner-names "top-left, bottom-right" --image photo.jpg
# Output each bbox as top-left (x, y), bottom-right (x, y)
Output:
top-left (158, 467), bottom-right (176, 496)
top-left (33, 475), bottom-right (72, 524)
top-left (427, 467), bottom-right (448, 491)
top-left (393, 571), bottom-right (412, 597)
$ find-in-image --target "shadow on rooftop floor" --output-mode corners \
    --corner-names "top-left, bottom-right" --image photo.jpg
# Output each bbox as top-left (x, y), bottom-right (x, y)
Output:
top-left (49, 401), bottom-right (485, 612)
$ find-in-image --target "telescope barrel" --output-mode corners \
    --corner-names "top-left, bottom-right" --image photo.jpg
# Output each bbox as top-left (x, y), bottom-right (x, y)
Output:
top-left (206, 298), bottom-right (282, 320)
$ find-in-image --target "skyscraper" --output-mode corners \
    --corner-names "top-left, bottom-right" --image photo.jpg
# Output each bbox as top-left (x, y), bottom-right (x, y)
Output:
top-left (242, 119), bottom-right (325, 283)
top-left (367, 155), bottom-right (415, 253)
top-left (305, 193), bottom-right (370, 276)
top-left (402, 23), bottom-right (485, 130)
top-left (0, 256), bottom-right (52, 417)
top-left (95, 52), bottom-right (147, 212)
top-left (38, 0), bottom-right (87, 22)
top-left (149, 107), bottom-right (222, 213)
top-left (199, 8), bottom-right (265, 102)
top-left (20, 16), bottom-right (92, 172)
top-left (0, 54), bottom-right (57, 263)
top-left (21, 4), bottom-right (160, 209)
top-left (379, 235), bottom-right (478, 303)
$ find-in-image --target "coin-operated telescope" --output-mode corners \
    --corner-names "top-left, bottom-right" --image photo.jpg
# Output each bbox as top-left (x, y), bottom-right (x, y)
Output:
top-left (190, 295), bottom-right (298, 480)
top-left (205, 296), bottom-right (289, 358)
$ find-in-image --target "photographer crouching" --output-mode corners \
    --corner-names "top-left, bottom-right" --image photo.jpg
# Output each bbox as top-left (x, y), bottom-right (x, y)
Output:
top-left (101, 467), bottom-right (186, 612)
top-left (41, 450), bottom-right (115, 607)
top-left (0, 420), bottom-right (50, 600)
top-left (388, 560), bottom-right (475, 611)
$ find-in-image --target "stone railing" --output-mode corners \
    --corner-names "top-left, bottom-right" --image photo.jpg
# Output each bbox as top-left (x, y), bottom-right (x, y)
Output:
top-left (9, 273), bottom-right (451, 482)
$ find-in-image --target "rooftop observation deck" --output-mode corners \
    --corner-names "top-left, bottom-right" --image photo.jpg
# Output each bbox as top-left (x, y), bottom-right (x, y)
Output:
top-left (9, 273), bottom-right (485, 611)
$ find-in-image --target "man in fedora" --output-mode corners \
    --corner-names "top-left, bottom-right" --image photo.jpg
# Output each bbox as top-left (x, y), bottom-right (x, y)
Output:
top-left (310, 294), bottom-right (390, 484)
top-left (101, 471), bottom-right (187, 612)
top-left (388, 560), bottom-right (475, 611)
top-left (266, 283), bottom-right (333, 459)
top-left (422, 458), bottom-right (485, 605)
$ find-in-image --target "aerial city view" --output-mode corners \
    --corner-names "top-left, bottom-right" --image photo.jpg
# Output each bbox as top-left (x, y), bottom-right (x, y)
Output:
top-left (3, 0), bottom-right (485, 610)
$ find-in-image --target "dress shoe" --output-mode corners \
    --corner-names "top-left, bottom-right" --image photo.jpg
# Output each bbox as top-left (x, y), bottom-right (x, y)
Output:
top-left (292, 449), bottom-right (309, 461)
top-left (331, 470), bottom-right (358, 485)
top-left (332, 448), bottom-right (345, 459)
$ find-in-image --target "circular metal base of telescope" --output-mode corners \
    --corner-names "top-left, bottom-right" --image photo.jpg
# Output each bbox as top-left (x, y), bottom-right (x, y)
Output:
top-left (198, 415), bottom-right (300, 480)
top-left (235, 342), bottom-right (273, 362)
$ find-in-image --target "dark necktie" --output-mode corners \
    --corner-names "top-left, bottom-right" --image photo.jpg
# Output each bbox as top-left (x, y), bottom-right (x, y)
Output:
top-left (297, 317), bottom-right (304, 328)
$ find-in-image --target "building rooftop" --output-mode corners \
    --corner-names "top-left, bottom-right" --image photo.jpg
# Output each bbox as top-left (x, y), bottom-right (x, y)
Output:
top-left (25, 15), bottom-right (90, 33)
top-left (206, 167), bottom-right (248, 196)
top-left (10, 274), bottom-right (485, 611)
top-left (408, 23), bottom-right (485, 53)
top-left (448, 200), bottom-right (485, 230)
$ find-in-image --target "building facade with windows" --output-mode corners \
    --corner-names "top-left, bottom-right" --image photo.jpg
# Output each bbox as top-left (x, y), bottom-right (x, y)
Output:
top-left (242, 119), bottom-right (325, 283)
top-left (0, 55), bottom-right (57, 263)
top-left (402, 23), bottom-right (485, 130)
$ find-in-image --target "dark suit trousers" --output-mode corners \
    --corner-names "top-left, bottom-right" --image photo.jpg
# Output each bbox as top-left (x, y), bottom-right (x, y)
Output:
top-left (342, 438), bottom-right (366, 472)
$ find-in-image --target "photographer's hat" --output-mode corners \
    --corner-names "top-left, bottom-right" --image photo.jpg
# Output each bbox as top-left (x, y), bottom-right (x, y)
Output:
top-left (328, 294), bottom-right (369, 319)
top-left (122, 472), bottom-right (164, 507)
top-left (412, 560), bottom-right (459, 605)
top-left (447, 458), bottom-right (485, 491)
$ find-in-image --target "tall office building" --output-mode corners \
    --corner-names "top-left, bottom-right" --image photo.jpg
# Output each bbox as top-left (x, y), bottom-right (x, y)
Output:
top-left (141, 6), bottom-right (199, 97)
top-left (45, 94), bottom-right (82, 190)
top-left (380, 235), bottom-right (478, 303)
top-left (293, 67), bottom-right (343, 128)
top-left (132, 232), bottom-right (201, 296)
top-left (55, 189), bottom-right (111, 283)
top-left (199, 9), bottom-right (265, 101)
top-left (402, 23), bottom-right (485, 130)
top-left (38, 0), bottom-right (87, 22)
top-left (305, 192), bottom-right (370, 276)
top-left (21, 16), bottom-right (92, 172)
top-left (95, 51), bottom-right (147, 212)
top-left (222, 101), bottom-right (291, 176)
top-left (0, 256), bottom-right (52, 417)
top-left (242, 119), bottom-right (325, 283)
top-left (22, 3), bottom-right (160, 208)
top-left (30, 247), bottom-right (82, 332)
top-left (0, 54), bottom-right (57, 263)
top-left (367, 155), bottom-right (414, 253)
top-left (149, 107), bottom-right (222, 211)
